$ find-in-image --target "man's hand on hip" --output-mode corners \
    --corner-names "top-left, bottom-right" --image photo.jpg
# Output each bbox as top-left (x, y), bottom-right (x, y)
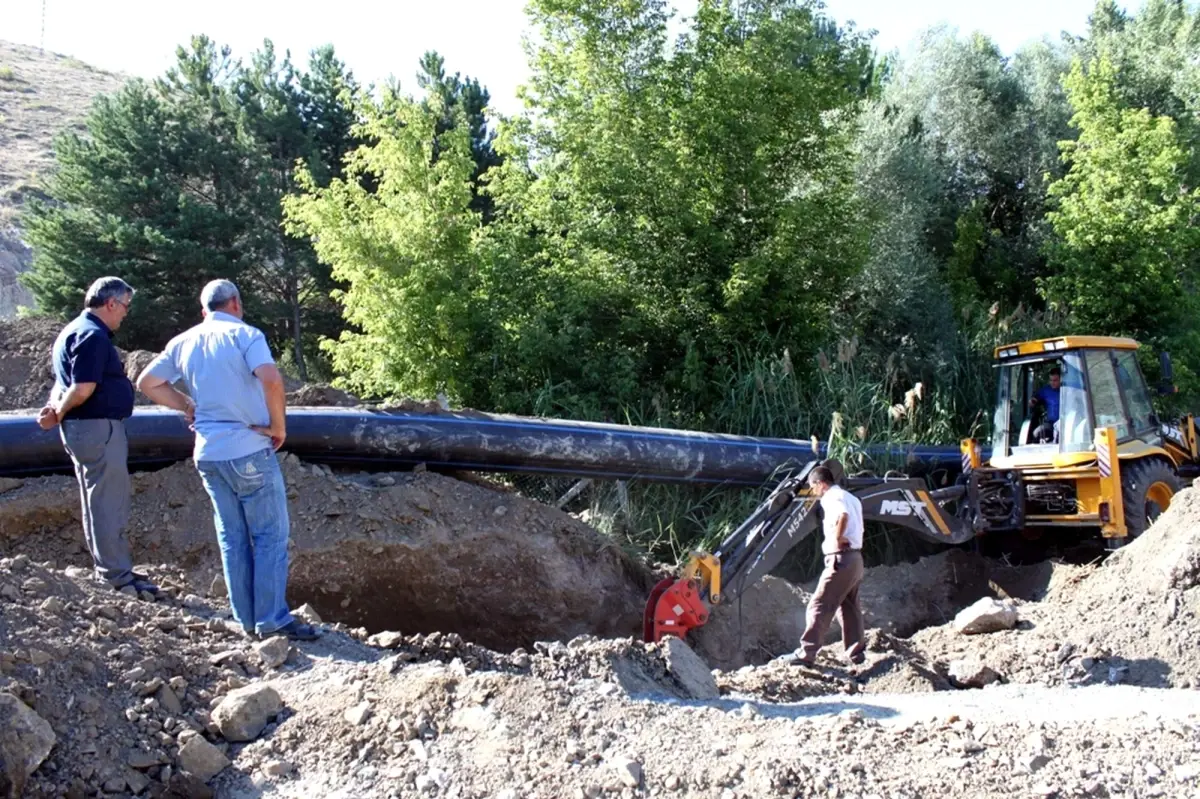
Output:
top-left (37, 405), bottom-right (59, 430)
top-left (251, 424), bottom-right (286, 451)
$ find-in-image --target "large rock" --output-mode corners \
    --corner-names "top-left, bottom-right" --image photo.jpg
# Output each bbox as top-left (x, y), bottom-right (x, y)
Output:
top-left (253, 637), bottom-right (291, 670)
top-left (0, 693), bottom-right (56, 797)
top-left (211, 684), bottom-right (283, 742)
top-left (176, 736), bottom-right (230, 782)
top-left (948, 658), bottom-right (1001, 688)
top-left (660, 637), bottom-right (719, 700)
top-left (953, 597), bottom-right (1018, 635)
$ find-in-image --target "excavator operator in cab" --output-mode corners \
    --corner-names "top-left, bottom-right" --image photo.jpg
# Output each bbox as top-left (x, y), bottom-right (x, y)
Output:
top-left (1031, 365), bottom-right (1061, 444)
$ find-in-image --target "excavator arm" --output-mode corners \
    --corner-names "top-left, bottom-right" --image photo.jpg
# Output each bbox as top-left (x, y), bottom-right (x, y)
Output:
top-left (643, 459), bottom-right (981, 643)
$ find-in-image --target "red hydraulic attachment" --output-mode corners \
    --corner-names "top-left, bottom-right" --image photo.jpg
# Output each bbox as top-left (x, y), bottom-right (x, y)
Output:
top-left (643, 576), bottom-right (709, 642)
top-left (643, 554), bottom-right (722, 643)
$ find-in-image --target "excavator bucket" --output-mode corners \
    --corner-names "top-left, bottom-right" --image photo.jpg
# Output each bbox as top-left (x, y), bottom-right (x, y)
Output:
top-left (643, 576), bottom-right (709, 643)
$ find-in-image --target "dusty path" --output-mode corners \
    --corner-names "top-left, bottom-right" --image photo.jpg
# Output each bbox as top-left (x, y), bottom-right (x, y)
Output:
top-left (714, 681), bottom-right (1200, 726)
top-left (206, 649), bottom-right (1200, 799)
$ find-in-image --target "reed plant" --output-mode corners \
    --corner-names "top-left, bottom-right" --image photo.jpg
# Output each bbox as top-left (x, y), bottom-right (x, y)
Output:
top-left (583, 303), bottom-right (1064, 578)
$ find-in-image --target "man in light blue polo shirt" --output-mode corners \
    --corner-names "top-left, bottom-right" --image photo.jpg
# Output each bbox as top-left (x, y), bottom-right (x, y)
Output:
top-left (137, 279), bottom-right (318, 641)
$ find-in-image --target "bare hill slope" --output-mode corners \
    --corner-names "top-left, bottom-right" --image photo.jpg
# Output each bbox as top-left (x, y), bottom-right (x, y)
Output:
top-left (0, 40), bottom-right (125, 318)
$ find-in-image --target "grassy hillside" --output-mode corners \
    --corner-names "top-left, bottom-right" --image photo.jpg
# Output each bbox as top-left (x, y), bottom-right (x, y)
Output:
top-left (0, 40), bottom-right (124, 317)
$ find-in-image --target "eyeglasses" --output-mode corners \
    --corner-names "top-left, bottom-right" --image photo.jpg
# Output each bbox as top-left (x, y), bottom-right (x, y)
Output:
top-left (113, 298), bottom-right (131, 311)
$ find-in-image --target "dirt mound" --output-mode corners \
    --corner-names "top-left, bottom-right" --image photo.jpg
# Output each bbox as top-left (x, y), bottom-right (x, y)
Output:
top-left (0, 455), bottom-right (661, 651)
top-left (1084, 486), bottom-right (1200, 596)
top-left (0, 556), bottom-right (300, 798)
top-left (284, 383), bottom-right (361, 407)
top-left (0, 316), bottom-right (60, 410)
top-left (908, 487), bottom-right (1200, 690)
top-left (0, 323), bottom-right (171, 411)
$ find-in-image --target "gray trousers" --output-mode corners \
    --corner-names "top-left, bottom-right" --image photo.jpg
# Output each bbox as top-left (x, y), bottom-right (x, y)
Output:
top-left (60, 418), bottom-right (133, 587)
top-left (799, 550), bottom-right (866, 662)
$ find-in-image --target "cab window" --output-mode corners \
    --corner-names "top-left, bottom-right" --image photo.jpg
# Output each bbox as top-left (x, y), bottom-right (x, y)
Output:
top-left (1113, 351), bottom-right (1155, 435)
top-left (1085, 350), bottom-right (1131, 440)
top-left (1057, 352), bottom-right (1091, 452)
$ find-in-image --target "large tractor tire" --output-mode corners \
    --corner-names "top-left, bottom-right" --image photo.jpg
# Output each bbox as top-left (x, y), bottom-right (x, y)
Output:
top-left (1121, 458), bottom-right (1180, 538)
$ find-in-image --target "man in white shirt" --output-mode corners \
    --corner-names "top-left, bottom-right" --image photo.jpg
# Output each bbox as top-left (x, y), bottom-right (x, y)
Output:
top-left (137, 280), bottom-right (319, 641)
top-left (796, 464), bottom-right (867, 666)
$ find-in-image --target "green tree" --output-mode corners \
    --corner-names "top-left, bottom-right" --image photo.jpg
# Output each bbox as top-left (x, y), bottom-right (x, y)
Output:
top-left (852, 30), bottom-right (1072, 329)
top-left (495, 0), bottom-right (874, 419)
top-left (285, 0), bottom-right (874, 421)
top-left (417, 51), bottom-right (503, 221)
top-left (21, 36), bottom-right (360, 371)
top-left (299, 45), bottom-right (360, 187)
top-left (284, 90), bottom-right (486, 400)
top-left (22, 37), bottom-right (256, 348)
top-left (235, 41), bottom-right (360, 379)
top-left (1071, 0), bottom-right (1200, 144)
top-left (1041, 55), bottom-right (1200, 394)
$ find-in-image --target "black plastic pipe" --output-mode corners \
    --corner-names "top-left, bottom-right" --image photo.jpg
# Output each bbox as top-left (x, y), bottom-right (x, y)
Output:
top-left (0, 407), bottom-right (963, 485)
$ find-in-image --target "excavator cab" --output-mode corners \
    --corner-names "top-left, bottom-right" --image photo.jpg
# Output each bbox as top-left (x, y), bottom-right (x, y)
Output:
top-left (974, 336), bottom-right (1195, 545)
top-left (989, 338), bottom-right (1155, 466)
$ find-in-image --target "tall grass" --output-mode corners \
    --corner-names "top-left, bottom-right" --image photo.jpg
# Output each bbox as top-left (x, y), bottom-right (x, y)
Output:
top-left (581, 302), bottom-right (1065, 580)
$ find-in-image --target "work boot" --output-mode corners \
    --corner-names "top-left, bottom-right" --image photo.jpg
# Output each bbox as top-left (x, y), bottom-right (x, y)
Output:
top-left (114, 573), bottom-right (159, 599)
top-left (271, 619), bottom-right (321, 642)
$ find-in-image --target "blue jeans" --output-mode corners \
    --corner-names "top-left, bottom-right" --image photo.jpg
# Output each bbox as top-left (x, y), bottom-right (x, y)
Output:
top-left (195, 448), bottom-right (294, 635)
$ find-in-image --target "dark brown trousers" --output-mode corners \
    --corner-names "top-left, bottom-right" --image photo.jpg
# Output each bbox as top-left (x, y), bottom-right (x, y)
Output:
top-left (799, 550), bottom-right (866, 662)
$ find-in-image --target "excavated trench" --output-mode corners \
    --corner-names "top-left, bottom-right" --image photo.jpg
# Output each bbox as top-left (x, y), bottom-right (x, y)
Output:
top-left (0, 456), bottom-right (665, 652)
top-left (285, 534), bottom-right (656, 651)
top-left (0, 452), bottom-right (1062, 668)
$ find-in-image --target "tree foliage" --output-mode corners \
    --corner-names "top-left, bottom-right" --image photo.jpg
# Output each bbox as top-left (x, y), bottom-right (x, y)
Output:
top-left (848, 28), bottom-right (1073, 379)
top-left (289, 0), bottom-right (876, 420)
top-left (21, 36), bottom-right (359, 372)
top-left (24, 0), bottom-right (1200, 432)
top-left (284, 91), bottom-right (487, 400)
top-left (417, 51), bottom-right (503, 221)
top-left (1041, 53), bottom-right (1200, 393)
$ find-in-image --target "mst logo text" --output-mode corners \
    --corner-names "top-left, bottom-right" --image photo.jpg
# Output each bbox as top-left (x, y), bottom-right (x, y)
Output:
top-left (878, 499), bottom-right (925, 516)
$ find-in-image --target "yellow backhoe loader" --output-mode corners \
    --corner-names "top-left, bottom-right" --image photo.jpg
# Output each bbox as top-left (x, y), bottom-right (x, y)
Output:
top-left (644, 335), bottom-right (1200, 642)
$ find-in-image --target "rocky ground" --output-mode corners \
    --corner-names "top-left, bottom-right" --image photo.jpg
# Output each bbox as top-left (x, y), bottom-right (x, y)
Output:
top-left (5, 532), bottom-right (1200, 799)
top-left (5, 321), bottom-right (1200, 797)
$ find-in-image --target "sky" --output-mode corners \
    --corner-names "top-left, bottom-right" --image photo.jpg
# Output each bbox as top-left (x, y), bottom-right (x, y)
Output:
top-left (4, 0), bottom-right (1135, 117)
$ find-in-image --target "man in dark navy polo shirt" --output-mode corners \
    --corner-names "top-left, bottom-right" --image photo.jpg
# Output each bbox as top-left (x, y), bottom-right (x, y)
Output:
top-left (37, 276), bottom-right (158, 596)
